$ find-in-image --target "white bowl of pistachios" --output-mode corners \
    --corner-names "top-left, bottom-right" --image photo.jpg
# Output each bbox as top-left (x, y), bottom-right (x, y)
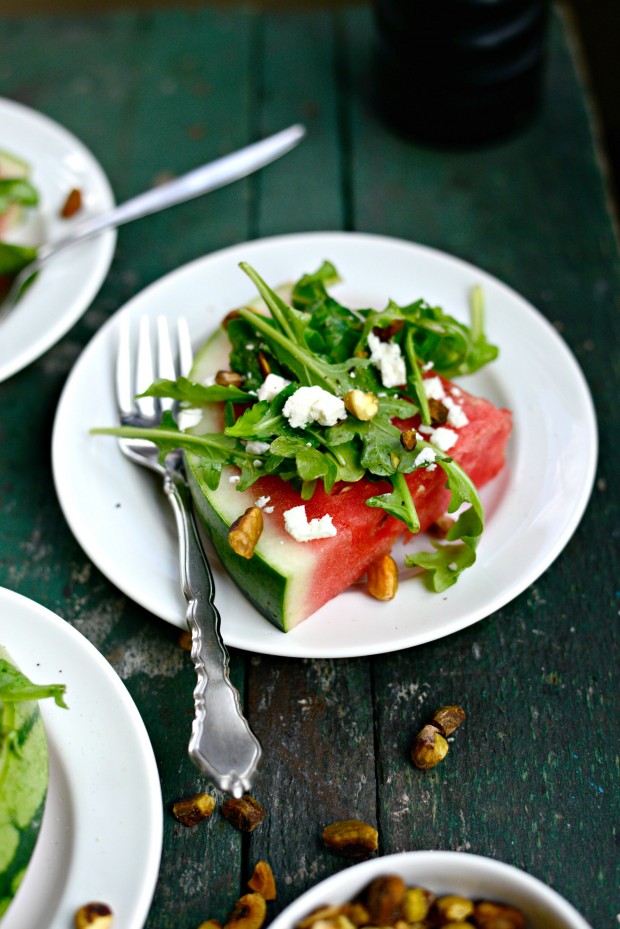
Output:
top-left (269, 851), bottom-right (592, 929)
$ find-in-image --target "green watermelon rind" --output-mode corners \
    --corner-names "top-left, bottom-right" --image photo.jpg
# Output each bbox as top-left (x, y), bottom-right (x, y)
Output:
top-left (186, 326), bottom-right (317, 632)
top-left (187, 464), bottom-right (299, 632)
top-left (0, 151), bottom-right (30, 180)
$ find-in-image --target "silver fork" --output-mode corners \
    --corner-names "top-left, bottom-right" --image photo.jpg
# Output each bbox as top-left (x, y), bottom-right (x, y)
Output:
top-left (117, 313), bottom-right (262, 798)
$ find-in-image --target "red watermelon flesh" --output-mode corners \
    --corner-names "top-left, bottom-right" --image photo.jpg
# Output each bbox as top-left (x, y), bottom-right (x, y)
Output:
top-left (398, 374), bottom-right (513, 530)
top-left (206, 373), bottom-right (511, 624)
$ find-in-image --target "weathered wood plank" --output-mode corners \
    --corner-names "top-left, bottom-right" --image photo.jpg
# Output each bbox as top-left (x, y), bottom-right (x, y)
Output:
top-left (256, 10), bottom-right (346, 235)
top-left (0, 10), bottom-right (258, 927)
top-left (341, 8), bottom-right (619, 928)
top-left (246, 656), bottom-right (378, 914)
top-left (0, 7), bottom-right (617, 929)
top-left (112, 8), bottom-right (259, 290)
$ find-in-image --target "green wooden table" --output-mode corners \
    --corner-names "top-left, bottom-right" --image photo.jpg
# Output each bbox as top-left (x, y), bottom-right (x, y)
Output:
top-left (0, 5), bottom-right (618, 929)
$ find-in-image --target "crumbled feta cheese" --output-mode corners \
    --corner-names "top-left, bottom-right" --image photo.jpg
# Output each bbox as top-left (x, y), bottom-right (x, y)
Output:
top-left (257, 373), bottom-right (291, 403)
top-left (451, 386), bottom-right (462, 397)
top-left (283, 505), bottom-right (337, 542)
top-left (255, 495), bottom-right (271, 508)
top-left (282, 386), bottom-right (346, 429)
top-left (264, 506), bottom-right (274, 514)
top-left (253, 459), bottom-right (263, 468)
top-left (443, 395), bottom-right (469, 428)
top-left (245, 440), bottom-right (271, 455)
top-left (367, 331), bottom-right (407, 388)
top-left (245, 343), bottom-right (255, 350)
top-left (228, 474), bottom-right (240, 484)
top-left (202, 374), bottom-right (216, 387)
top-left (423, 376), bottom-right (446, 401)
top-left (414, 447), bottom-right (437, 468)
top-left (418, 424), bottom-right (434, 435)
top-left (177, 407), bottom-right (203, 430)
top-left (431, 427), bottom-right (458, 452)
top-left (422, 360), bottom-right (434, 371)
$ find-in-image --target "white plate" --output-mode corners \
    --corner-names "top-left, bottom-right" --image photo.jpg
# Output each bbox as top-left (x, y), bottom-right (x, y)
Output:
top-left (52, 232), bottom-right (597, 659)
top-left (267, 851), bottom-right (592, 929)
top-left (0, 586), bottom-right (162, 929)
top-left (0, 97), bottom-right (115, 382)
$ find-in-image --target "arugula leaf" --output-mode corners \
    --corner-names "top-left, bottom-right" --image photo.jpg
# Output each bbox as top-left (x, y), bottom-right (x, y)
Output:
top-left (227, 315), bottom-right (281, 393)
top-left (464, 284), bottom-right (499, 374)
top-left (237, 265), bottom-right (357, 394)
top-left (236, 457), bottom-right (271, 491)
top-left (0, 658), bottom-right (67, 709)
top-left (241, 261), bottom-right (310, 347)
top-left (139, 376), bottom-right (252, 405)
top-left (355, 293), bottom-right (499, 382)
top-left (290, 260), bottom-right (340, 308)
top-left (366, 472), bottom-right (420, 534)
top-left (295, 445), bottom-right (339, 487)
top-left (270, 433), bottom-right (364, 490)
top-left (405, 457), bottom-right (484, 591)
top-left (269, 435), bottom-right (318, 457)
top-left (224, 389), bottom-right (294, 440)
top-left (404, 325), bottom-right (431, 425)
top-left (304, 296), bottom-right (365, 363)
top-left (0, 178), bottom-right (38, 214)
top-left (91, 410), bottom-right (243, 486)
top-left (360, 418), bottom-right (406, 477)
top-left (0, 242), bottom-right (37, 276)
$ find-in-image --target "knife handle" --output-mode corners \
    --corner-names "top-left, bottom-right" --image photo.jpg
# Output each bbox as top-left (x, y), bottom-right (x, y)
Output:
top-left (164, 467), bottom-right (262, 798)
top-left (37, 124), bottom-right (305, 262)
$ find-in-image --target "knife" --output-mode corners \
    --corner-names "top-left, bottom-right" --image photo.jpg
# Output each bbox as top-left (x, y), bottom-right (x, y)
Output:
top-left (2, 124), bottom-right (307, 311)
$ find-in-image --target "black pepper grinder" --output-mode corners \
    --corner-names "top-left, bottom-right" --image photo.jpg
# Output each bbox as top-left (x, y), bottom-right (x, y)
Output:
top-left (373, 0), bottom-right (550, 145)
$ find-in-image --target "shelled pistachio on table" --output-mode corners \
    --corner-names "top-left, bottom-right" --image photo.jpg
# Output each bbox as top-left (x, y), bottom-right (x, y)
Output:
top-left (197, 861), bottom-right (277, 929)
top-left (296, 875), bottom-right (526, 929)
top-left (411, 705), bottom-right (466, 770)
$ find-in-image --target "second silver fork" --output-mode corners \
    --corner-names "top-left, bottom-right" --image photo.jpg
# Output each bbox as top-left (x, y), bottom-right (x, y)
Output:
top-left (117, 314), bottom-right (262, 797)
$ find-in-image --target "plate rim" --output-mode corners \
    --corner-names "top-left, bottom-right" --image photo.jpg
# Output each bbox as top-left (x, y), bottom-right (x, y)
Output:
top-left (0, 584), bottom-right (163, 929)
top-left (52, 230), bottom-right (598, 659)
top-left (0, 95), bottom-right (116, 382)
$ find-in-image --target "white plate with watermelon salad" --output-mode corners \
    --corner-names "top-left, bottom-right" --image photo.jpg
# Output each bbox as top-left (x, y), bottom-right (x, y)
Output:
top-left (52, 232), bottom-right (597, 658)
top-left (0, 587), bottom-right (162, 929)
top-left (0, 96), bottom-right (115, 383)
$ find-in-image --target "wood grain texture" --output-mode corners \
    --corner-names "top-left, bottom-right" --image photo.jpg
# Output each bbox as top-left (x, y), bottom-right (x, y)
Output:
top-left (0, 6), bottom-right (617, 929)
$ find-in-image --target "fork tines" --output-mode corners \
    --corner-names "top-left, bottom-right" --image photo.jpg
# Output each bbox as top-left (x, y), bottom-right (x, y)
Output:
top-left (117, 314), bottom-right (193, 419)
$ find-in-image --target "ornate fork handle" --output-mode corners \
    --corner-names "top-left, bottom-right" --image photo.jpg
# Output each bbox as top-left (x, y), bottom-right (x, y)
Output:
top-left (163, 457), bottom-right (262, 798)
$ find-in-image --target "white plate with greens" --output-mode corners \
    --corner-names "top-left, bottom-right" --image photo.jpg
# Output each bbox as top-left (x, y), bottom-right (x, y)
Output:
top-left (0, 587), bottom-right (162, 929)
top-left (0, 97), bottom-right (115, 383)
top-left (52, 232), bottom-right (597, 658)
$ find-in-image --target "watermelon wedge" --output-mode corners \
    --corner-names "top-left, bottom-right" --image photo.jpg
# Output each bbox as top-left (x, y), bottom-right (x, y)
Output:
top-left (0, 648), bottom-right (66, 917)
top-left (185, 326), bottom-right (512, 631)
top-left (93, 261), bottom-right (512, 632)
